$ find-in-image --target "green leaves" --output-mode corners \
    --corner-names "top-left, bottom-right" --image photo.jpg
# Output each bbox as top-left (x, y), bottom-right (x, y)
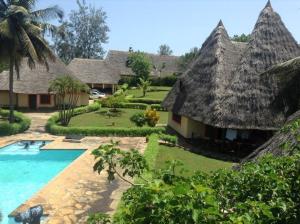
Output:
top-left (92, 140), bottom-right (149, 185)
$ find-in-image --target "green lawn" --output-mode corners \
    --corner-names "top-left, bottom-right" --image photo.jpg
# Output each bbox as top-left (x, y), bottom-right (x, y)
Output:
top-left (155, 145), bottom-right (233, 175)
top-left (127, 86), bottom-right (171, 100)
top-left (69, 108), bottom-right (168, 127)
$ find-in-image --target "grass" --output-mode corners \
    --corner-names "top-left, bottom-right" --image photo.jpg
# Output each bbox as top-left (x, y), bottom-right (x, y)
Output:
top-left (69, 108), bottom-right (168, 128)
top-left (127, 86), bottom-right (171, 100)
top-left (155, 145), bottom-right (233, 175)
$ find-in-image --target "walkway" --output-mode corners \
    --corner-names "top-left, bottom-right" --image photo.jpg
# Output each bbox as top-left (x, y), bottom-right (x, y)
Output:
top-left (23, 112), bottom-right (55, 133)
top-left (0, 115), bottom-right (147, 223)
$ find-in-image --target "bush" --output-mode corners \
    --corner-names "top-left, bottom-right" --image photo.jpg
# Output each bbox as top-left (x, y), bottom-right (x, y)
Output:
top-left (130, 112), bottom-right (147, 127)
top-left (0, 110), bottom-right (31, 136)
top-left (150, 104), bottom-right (167, 111)
top-left (159, 134), bottom-right (178, 146)
top-left (46, 123), bottom-right (165, 137)
top-left (129, 98), bottom-right (162, 105)
top-left (150, 75), bottom-right (178, 87)
top-left (119, 75), bottom-right (177, 87)
top-left (101, 101), bottom-right (148, 110)
top-left (145, 109), bottom-right (160, 127)
top-left (72, 102), bottom-right (101, 116)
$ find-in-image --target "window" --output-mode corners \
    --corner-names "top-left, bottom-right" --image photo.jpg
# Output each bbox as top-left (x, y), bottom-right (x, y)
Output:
top-left (40, 95), bottom-right (51, 105)
top-left (172, 113), bottom-right (181, 124)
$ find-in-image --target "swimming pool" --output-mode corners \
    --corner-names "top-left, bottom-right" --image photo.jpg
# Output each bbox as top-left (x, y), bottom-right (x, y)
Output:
top-left (0, 141), bottom-right (84, 223)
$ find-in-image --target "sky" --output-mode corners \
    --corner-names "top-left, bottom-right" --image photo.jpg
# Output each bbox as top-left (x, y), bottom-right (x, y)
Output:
top-left (37, 0), bottom-right (300, 56)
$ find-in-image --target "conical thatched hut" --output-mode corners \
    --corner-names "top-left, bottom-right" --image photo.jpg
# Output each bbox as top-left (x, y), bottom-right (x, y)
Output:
top-left (162, 1), bottom-right (300, 145)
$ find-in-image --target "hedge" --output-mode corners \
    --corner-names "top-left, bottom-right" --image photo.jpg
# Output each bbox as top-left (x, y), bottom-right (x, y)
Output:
top-left (0, 110), bottom-right (31, 136)
top-left (150, 104), bottom-right (167, 111)
top-left (72, 102), bottom-right (101, 116)
top-left (101, 101), bottom-right (148, 110)
top-left (128, 98), bottom-right (162, 105)
top-left (47, 122), bottom-right (165, 137)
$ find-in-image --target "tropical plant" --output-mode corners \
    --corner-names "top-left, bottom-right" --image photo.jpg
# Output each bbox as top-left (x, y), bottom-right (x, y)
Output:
top-left (91, 140), bottom-right (300, 223)
top-left (127, 51), bottom-right (152, 80)
top-left (158, 44), bottom-right (173, 56)
top-left (113, 83), bottom-right (129, 96)
top-left (0, 0), bottom-right (63, 123)
top-left (130, 112), bottom-right (146, 127)
top-left (145, 109), bottom-right (160, 127)
top-left (138, 78), bottom-right (151, 97)
top-left (92, 140), bottom-right (149, 185)
top-left (49, 75), bottom-right (89, 126)
top-left (52, 0), bottom-right (109, 63)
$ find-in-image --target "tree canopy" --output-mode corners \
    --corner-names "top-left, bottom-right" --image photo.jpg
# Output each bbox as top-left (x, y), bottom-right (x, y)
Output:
top-left (231, 33), bottom-right (251, 42)
top-left (52, 0), bottom-right (109, 63)
top-left (127, 51), bottom-right (152, 80)
top-left (158, 44), bottom-right (173, 56)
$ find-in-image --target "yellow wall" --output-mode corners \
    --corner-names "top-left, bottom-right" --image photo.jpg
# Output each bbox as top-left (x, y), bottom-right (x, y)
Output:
top-left (168, 112), bottom-right (206, 138)
top-left (78, 93), bottom-right (89, 106)
top-left (18, 94), bottom-right (28, 107)
top-left (0, 91), bottom-right (16, 106)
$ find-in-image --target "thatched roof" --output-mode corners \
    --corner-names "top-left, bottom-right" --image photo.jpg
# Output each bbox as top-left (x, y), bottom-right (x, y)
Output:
top-left (163, 1), bottom-right (300, 131)
top-left (68, 58), bottom-right (120, 85)
top-left (0, 58), bottom-right (78, 94)
top-left (106, 50), bottom-right (179, 77)
top-left (241, 110), bottom-right (300, 163)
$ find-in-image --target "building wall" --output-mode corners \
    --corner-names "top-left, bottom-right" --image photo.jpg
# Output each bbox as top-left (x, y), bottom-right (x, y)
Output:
top-left (77, 93), bottom-right (89, 106)
top-left (0, 91), bottom-right (16, 106)
top-left (168, 112), bottom-right (206, 138)
top-left (37, 95), bottom-right (55, 108)
top-left (18, 94), bottom-right (29, 107)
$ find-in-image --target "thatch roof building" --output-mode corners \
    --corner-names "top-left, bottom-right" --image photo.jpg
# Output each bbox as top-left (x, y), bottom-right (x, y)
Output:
top-left (162, 1), bottom-right (300, 143)
top-left (106, 50), bottom-right (179, 78)
top-left (67, 58), bottom-right (120, 93)
top-left (0, 59), bottom-right (89, 109)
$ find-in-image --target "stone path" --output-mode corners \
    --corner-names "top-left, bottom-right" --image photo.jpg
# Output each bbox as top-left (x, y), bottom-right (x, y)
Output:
top-left (23, 112), bottom-right (55, 133)
top-left (0, 128), bottom-right (147, 223)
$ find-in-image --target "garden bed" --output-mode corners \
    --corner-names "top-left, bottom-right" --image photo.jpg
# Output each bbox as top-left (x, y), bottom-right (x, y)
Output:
top-left (69, 108), bottom-right (168, 128)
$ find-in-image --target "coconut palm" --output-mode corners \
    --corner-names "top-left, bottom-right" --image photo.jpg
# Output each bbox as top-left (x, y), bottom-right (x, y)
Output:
top-left (0, 0), bottom-right (63, 123)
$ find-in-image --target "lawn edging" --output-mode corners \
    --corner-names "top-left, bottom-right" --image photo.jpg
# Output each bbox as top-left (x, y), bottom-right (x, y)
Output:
top-left (0, 109), bottom-right (31, 136)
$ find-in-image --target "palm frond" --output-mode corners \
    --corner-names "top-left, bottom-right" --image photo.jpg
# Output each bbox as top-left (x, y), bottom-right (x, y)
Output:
top-left (0, 20), bottom-right (13, 39)
top-left (31, 5), bottom-right (64, 22)
top-left (17, 25), bottom-right (38, 61)
top-left (11, 0), bottom-right (37, 10)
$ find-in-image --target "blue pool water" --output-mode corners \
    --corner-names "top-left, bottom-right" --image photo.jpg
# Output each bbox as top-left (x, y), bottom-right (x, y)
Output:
top-left (0, 141), bottom-right (83, 223)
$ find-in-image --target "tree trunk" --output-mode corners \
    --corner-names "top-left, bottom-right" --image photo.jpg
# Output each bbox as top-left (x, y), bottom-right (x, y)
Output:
top-left (8, 54), bottom-right (14, 123)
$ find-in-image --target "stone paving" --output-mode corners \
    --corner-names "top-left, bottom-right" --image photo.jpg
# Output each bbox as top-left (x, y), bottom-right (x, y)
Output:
top-left (0, 114), bottom-right (147, 223)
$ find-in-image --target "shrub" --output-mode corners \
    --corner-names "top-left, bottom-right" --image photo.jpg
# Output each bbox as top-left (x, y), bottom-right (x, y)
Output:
top-left (150, 75), bottom-right (178, 86)
top-left (130, 112), bottom-right (146, 127)
top-left (72, 102), bottom-right (101, 116)
top-left (150, 104), bottom-right (167, 111)
top-left (129, 98), bottom-right (162, 105)
top-left (0, 110), bottom-right (31, 136)
top-left (119, 75), bottom-right (177, 87)
top-left (145, 109), bottom-right (160, 127)
top-left (46, 124), bottom-right (165, 137)
top-left (101, 101), bottom-right (148, 110)
top-left (159, 134), bottom-right (178, 146)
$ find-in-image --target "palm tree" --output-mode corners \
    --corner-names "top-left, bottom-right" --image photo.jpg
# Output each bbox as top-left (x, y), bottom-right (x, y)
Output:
top-left (138, 77), bottom-right (151, 97)
top-left (49, 75), bottom-right (89, 126)
top-left (0, 0), bottom-right (63, 123)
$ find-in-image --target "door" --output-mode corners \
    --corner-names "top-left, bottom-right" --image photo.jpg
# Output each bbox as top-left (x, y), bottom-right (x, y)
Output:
top-left (28, 95), bottom-right (37, 110)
